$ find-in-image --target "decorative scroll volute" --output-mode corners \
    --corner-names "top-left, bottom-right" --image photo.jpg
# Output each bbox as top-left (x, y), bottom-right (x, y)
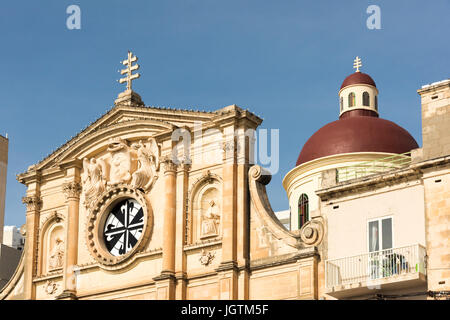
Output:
top-left (299, 218), bottom-right (325, 246)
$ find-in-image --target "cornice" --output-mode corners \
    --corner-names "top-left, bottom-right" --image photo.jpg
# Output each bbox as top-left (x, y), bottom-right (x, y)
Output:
top-left (338, 83), bottom-right (378, 95)
top-left (58, 158), bottom-right (83, 170)
top-left (250, 247), bottom-right (319, 271)
top-left (316, 167), bottom-right (422, 201)
top-left (316, 154), bottom-right (450, 201)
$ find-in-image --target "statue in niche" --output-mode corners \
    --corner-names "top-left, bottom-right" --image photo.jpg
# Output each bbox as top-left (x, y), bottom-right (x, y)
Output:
top-left (107, 138), bottom-right (132, 185)
top-left (48, 238), bottom-right (64, 270)
top-left (131, 138), bottom-right (160, 191)
top-left (201, 200), bottom-right (220, 238)
top-left (82, 157), bottom-right (107, 208)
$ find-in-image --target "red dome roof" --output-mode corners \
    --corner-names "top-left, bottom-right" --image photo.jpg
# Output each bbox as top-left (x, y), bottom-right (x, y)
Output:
top-left (340, 72), bottom-right (376, 90)
top-left (296, 116), bottom-right (418, 166)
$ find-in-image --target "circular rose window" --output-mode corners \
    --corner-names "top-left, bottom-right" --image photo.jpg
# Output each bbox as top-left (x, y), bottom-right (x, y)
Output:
top-left (103, 199), bottom-right (144, 256)
top-left (86, 186), bottom-right (152, 269)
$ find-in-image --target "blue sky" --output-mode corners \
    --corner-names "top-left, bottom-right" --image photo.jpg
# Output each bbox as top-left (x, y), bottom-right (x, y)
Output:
top-left (1, 0), bottom-right (449, 227)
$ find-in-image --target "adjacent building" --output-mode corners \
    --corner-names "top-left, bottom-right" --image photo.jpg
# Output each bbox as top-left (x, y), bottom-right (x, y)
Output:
top-left (283, 70), bottom-right (449, 299)
top-left (3, 226), bottom-right (25, 251)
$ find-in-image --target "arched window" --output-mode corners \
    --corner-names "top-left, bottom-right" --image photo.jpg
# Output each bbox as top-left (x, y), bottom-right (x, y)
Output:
top-left (340, 97), bottom-right (343, 112)
top-left (363, 92), bottom-right (370, 106)
top-left (348, 92), bottom-right (355, 107)
top-left (375, 96), bottom-right (378, 111)
top-left (298, 194), bottom-right (309, 229)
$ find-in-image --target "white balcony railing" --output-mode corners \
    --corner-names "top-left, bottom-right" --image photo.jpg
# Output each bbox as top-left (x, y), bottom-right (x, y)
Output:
top-left (326, 244), bottom-right (426, 289)
top-left (336, 152), bottom-right (412, 183)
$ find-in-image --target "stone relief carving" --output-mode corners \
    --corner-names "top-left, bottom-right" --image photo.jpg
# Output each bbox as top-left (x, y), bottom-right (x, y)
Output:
top-left (81, 137), bottom-right (162, 210)
top-left (200, 200), bottom-right (220, 238)
top-left (48, 237), bottom-right (64, 271)
top-left (199, 249), bottom-right (215, 266)
top-left (82, 158), bottom-right (107, 208)
top-left (45, 280), bottom-right (59, 295)
top-left (107, 138), bottom-right (132, 185)
top-left (130, 138), bottom-right (160, 191)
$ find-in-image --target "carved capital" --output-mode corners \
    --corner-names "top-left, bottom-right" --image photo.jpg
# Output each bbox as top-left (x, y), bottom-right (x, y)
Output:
top-left (62, 182), bottom-right (82, 200)
top-left (222, 140), bottom-right (236, 161)
top-left (161, 157), bottom-right (178, 174)
top-left (179, 162), bottom-right (191, 173)
top-left (22, 196), bottom-right (41, 212)
top-left (178, 156), bottom-right (192, 172)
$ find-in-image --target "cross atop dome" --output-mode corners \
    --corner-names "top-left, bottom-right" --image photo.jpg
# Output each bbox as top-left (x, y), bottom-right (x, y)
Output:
top-left (353, 56), bottom-right (362, 73)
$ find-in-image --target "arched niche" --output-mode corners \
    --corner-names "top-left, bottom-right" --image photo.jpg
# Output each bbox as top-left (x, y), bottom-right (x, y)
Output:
top-left (187, 172), bottom-right (222, 244)
top-left (39, 212), bottom-right (65, 275)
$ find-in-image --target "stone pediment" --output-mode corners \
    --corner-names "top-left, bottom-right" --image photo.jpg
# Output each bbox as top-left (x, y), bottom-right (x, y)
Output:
top-left (17, 102), bottom-right (262, 184)
top-left (18, 105), bottom-right (216, 178)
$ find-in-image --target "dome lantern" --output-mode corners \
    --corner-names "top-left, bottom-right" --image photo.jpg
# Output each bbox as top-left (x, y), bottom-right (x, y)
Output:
top-left (338, 57), bottom-right (379, 118)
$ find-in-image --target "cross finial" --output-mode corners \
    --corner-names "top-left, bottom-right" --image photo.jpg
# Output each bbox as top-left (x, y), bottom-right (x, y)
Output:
top-left (353, 56), bottom-right (362, 73)
top-left (118, 51), bottom-right (140, 91)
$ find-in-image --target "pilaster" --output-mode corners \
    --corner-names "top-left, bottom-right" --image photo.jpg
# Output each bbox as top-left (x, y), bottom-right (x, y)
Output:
top-left (217, 127), bottom-right (239, 299)
top-left (22, 184), bottom-right (41, 300)
top-left (154, 157), bottom-right (178, 299)
top-left (57, 164), bottom-right (82, 300)
top-left (175, 160), bottom-right (190, 300)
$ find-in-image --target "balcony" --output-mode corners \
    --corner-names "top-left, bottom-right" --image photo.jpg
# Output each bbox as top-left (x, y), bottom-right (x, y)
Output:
top-left (325, 244), bottom-right (427, 299)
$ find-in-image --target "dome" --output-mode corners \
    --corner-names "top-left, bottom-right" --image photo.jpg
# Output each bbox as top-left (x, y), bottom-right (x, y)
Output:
top-left (340, 72), bottom-right (376, 90)
top-left (296, 115), bottom-right (419, 166)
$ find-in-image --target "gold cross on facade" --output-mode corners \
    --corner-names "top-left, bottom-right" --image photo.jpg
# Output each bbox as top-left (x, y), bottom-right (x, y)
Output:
top-left (118, 51), bottom-right (140, 91)
top-left (353, 56), bottom-right (362, 72)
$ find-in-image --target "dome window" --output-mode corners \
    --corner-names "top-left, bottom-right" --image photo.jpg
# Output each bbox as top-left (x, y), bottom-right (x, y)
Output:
top-left (298, 194), bottom-right (309, 229)
top-left (375, 95), bottom-right (378, 111)
top-left (363, 92), bottom-right (370, 106)
top-left (340, 97), bottom-right (343, 112)
top-left (348, 93), bottom-right (356, 107)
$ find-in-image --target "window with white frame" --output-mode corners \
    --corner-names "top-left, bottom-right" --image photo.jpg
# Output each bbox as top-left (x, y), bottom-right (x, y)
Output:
top-left (368, 217), bottom-right (393, 252)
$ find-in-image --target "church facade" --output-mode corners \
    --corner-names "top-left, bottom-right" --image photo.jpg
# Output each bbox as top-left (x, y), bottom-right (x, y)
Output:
top-left (0, 54), bottom-right (448, 300)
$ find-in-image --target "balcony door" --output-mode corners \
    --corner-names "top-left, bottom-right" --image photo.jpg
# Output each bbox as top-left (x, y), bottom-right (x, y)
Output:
top-left (368, 217), bottom-right (393, 279)
top-left (368, 217), bottom-right (393, 252)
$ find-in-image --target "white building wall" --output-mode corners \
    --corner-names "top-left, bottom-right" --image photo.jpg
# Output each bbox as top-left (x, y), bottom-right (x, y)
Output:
top-left (3, 226), bottom-right (24, 250)
top-left (283, 152), bottom-right (397, 231)
top-left (324, 182), bottom-right (426, 260)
